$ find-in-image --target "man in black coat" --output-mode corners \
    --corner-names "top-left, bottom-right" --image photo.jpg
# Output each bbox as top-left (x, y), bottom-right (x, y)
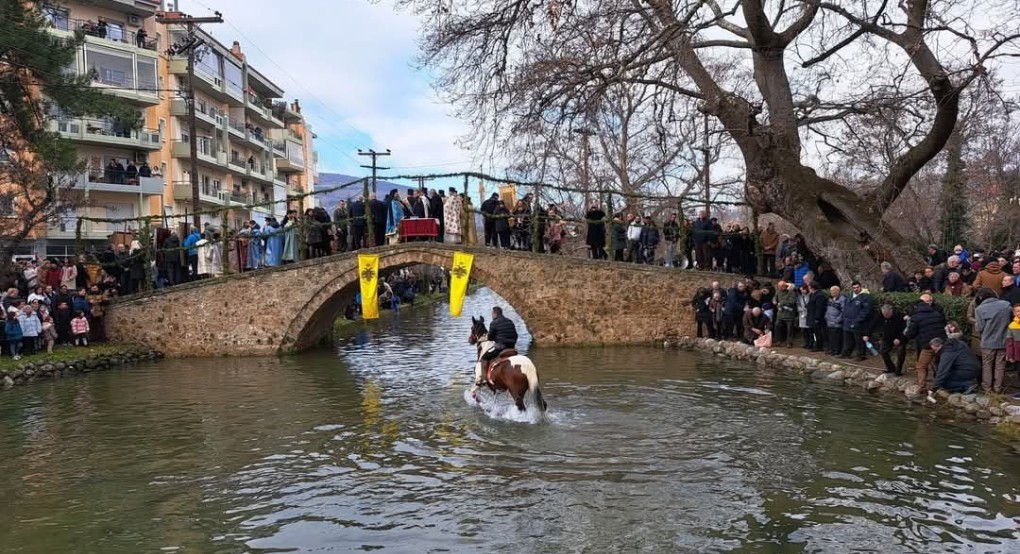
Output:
top-left (903, 294), bottom-right (947, 391)
top-left (865, 303), bottom-right (908, 375)
top-left (429, 189), bottom-right (444, 242)
top-left (349, 197), bottom-right (366, 250)
top-left (880, 262), bottom-right (909, 292)
top-left (481, 306), bottom-right (518, 367)
top-left (806, 282), bottom-right (828, 352)
top-left (585, 204), bottom-right (607, 260)
top-left (480, 193), bottom-right (499, 247)
top-left (370, 192), bottom-right (387, 247)
top-left (162, 230), bottom-right (182, 286)
top-left (930, 336), bottom-right (980, 394)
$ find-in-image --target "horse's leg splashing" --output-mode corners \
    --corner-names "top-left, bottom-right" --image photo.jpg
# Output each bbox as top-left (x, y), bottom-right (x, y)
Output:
top-left (470, 361), bottom-right (483, 404)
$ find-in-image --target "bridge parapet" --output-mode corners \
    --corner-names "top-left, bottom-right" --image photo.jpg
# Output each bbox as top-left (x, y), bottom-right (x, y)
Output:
top-left (106, 243), bottom-right (711, 357)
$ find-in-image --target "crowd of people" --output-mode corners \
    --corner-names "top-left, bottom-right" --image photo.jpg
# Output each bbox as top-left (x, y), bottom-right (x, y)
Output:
top-left (692, 247), bottom-right (1020, 399)
top-left (0, 259), bottom-right (116, 361)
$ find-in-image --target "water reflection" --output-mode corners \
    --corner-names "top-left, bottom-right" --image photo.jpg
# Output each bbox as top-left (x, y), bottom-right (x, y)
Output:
top-left (0, 289), bottom-right (1018, 552)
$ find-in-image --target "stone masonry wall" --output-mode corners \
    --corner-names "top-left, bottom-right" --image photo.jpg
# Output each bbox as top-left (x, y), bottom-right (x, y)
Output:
top-left (105, 244), bottom-right (717, 357)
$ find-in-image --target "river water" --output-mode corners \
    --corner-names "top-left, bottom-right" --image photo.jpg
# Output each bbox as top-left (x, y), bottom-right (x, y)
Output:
top-left (2, 289), bottom-right (1020, 553)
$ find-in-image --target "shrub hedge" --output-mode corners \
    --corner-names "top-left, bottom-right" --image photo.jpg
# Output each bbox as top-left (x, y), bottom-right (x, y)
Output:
top-left (871, 292), bottom-right (973, 335)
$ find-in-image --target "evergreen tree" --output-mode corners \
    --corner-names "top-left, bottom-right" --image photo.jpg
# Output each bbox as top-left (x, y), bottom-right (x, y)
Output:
top-left (938, 131), bottom-right (969, 249)
top-left (0, 0), bottom-right (140, 268)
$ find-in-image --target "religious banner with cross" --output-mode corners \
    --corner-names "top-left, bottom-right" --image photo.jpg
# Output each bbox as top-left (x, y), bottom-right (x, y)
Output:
top-left (449, 251), bottom-right (474, 317)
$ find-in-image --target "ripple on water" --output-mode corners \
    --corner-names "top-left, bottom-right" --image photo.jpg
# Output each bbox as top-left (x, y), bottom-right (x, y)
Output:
top-left (2, 290), bottom-right (1020, 553)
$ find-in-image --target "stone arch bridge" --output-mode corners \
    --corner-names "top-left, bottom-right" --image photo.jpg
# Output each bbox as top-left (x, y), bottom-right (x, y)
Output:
top-left (105, 243), bottom-right (711, 357)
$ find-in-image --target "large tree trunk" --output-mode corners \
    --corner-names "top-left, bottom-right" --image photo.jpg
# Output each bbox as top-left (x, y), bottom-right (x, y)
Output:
top-left (744, 146), bottom-right (923, 288)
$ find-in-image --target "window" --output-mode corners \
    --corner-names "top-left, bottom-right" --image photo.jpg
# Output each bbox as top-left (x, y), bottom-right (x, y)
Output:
top-left (224, 62), bottom-right (243, 97)
top-left (135, 57), bottom-right (157, 95)
top-left (195, 45), bottom-right (221, 80)
top-left (86, 44), bottom-right (133, 87)
top-left (106, 21), bottom-right (125, 42)
top-left (0, 193), bottom-right (15, 217)
top-left (43, 5), bottom-right (69, 31)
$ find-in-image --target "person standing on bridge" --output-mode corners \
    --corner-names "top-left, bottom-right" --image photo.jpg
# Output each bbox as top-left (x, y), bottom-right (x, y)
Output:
top-left (481, 193), bottom-right (499, 247)
top-left (444, 187), bottom-right (463, 244)
top-left (370, 192), bottom-right (388, 248)
top-left (349, 197), bottom-right (366, 250)
top-left (333, 200), bottom-right (349, 253)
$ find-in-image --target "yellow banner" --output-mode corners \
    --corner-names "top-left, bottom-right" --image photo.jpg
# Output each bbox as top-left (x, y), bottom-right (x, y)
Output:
top-left (358, 254), bottom-right (380, 320)
top-left (449, 251), bottom-right (474, 317)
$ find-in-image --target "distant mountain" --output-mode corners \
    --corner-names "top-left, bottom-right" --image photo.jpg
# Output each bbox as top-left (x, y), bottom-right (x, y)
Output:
top-left (315, 173), bottom-right (416, 208)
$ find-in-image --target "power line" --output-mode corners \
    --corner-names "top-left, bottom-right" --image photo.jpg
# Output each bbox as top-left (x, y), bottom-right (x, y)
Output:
top-left (181, 0), bottom-right (376, 146)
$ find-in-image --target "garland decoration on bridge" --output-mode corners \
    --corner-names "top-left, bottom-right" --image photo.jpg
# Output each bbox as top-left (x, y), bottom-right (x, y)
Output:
top-left (59, 169), bottom-right (755, 295)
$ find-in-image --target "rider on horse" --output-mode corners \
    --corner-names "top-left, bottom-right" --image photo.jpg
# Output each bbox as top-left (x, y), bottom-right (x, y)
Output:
top-left (480, 306), bottom-right (518, 369)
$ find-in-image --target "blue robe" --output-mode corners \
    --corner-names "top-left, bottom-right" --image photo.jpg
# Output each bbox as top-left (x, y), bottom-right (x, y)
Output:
top-left (264, 224), bottom-right (284, 267)
top-left (247, 226), bottom-right (264, 269)
top-left (386, 199), bottom-right (404, 235)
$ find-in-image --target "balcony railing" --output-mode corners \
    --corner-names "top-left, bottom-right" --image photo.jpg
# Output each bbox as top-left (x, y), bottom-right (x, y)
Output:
top-left (52, 117), bottom-right (161, 148)
top-left (69, 18), bottom-right (159, 51)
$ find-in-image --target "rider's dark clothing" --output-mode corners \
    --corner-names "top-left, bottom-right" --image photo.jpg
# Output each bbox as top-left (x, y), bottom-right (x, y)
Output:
top-left (481, 315), bottom-right (518, 372)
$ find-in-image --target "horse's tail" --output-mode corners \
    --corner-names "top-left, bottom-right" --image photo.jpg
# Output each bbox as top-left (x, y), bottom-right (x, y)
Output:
top-left (521, 359), bottom-right (547, 411)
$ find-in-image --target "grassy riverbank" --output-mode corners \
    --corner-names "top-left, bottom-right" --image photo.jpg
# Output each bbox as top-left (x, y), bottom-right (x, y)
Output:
top-left (0, 344), bottom-right (130, 372)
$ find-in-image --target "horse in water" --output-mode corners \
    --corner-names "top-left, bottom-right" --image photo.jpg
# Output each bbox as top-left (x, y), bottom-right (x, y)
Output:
top-left (468, 316), bottom-right (547, 412)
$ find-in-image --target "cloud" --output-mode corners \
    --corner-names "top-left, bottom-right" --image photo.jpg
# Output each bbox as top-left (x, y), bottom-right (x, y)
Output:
top-left (176, 0), bottom-right (473, 175)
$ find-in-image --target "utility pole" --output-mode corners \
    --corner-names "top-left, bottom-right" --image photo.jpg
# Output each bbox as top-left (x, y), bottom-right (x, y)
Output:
top-left (357, 148), bottom-right (390, 247)
top-left (159, 11), bottom-right (223, 230)
top-left (573, 127), bottom-right (595, 208)
top-left (357, 149), bottom-right (391, 193)
top-left (415, 176), bottom-right (432, 193)
top-left (701, 112), bottom-right (711, 214)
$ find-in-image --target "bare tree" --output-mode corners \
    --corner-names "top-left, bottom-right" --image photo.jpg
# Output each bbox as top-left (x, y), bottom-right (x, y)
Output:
top-left (408, 0), bottom-right (1020, 283)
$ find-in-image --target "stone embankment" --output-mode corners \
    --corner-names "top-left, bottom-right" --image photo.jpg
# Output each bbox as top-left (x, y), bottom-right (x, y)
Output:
top-left (0, 347), bottom-right (164, 390)
top-left (671, 337), bottom-right (1020, 428)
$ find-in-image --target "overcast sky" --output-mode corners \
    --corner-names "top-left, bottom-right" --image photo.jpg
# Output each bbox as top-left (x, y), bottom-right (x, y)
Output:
top-left (176, 0), bottom-right (476, 178)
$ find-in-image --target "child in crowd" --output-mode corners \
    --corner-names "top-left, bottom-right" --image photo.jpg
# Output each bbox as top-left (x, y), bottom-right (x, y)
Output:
top-left (5, 312), bottom-right (23, 360)
top-left (71, 311), bottom-right (90, 347)
top-left (41, 315), bottom-right (57, 354)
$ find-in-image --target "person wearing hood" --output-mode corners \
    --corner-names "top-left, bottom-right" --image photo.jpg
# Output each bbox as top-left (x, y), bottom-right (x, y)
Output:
top-left (839, 280), bottom-right (873, 361)
top-left (972, 260), bottom-right (1004, 297)
top-left (974, 288), bottom-right (1013, 393)
top-left (929, 327), bottom-right (980, 395)
top-left (162, 230), bottom-right (182, 286)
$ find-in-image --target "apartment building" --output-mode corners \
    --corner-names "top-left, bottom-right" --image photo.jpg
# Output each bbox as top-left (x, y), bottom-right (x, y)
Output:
top-left (270, 100), bottom-right (318, 211)
top-left (39, 0), bottom-right (165, 257)
top-left (34, 1), bottom-right (317, 256)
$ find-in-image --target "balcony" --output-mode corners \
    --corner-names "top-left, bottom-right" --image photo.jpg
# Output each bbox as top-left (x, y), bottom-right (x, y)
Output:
top-left (47, 214), bottom-right (142, 241)
top-left (170, 98), bottom-right (222, 129)
top-left (227, 117), bottom-right (246, 139)
top-left (73, 171), bottom-right (164, 195)
top-left (169, 59), bottom-right (242, 106)
top-left (248, 165), bottom-right (274, 185)
top-left (87, 0), bottom-right (161, 17)
top-left (84, 42), bottom-right (159, 106)
top-left (275, 157), bottom-right (304, 173)
top-left (171, 140), bottom-right (227, 169)
top-left (50, 118), bottom-right (161, 150)
top-left (172, 181), bottom-right (229, 206)
top-left (246, 92), bottom-right (284, 129)
top-left (229, 191), bottom-right (252, 207)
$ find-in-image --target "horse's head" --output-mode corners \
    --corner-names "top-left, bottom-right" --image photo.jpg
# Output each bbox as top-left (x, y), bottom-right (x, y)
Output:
top-left (468, 316), bottom-right (487, 345)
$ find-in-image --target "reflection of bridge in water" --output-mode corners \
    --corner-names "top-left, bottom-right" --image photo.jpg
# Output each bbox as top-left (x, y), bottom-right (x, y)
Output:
top-left (105, 243), bottom-right (710, 357)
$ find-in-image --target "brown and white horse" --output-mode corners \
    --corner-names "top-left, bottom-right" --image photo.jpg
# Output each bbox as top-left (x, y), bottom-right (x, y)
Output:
top-left (468, 317), bottom-right (547, 412)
